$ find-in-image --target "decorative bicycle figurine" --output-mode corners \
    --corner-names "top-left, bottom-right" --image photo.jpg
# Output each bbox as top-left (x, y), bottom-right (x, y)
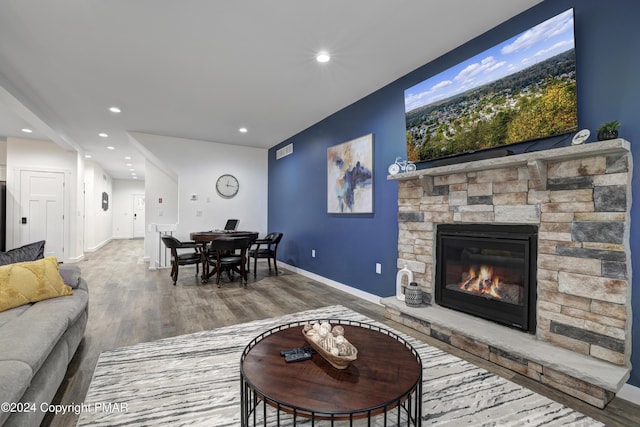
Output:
top-left (388, 157), bottom-right (416, 175)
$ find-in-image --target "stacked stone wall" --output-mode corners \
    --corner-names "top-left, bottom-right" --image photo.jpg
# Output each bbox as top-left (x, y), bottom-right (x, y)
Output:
top-left (397, 149), bottom-right (631, 366)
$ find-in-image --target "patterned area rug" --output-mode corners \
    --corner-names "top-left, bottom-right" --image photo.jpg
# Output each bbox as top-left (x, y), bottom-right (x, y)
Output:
top-left (77, 306), bottom-right (602, 426)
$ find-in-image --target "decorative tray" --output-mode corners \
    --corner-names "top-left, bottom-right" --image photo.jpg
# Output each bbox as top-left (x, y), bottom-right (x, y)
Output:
top-left (302, 321), bottom-right (358, 369)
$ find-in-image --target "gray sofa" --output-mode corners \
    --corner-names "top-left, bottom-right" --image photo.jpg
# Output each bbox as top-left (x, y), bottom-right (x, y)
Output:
top-left (0, 268), bottom-right (88, 427)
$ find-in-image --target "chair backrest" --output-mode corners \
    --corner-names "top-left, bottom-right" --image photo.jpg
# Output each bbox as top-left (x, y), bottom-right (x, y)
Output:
top-left (265, 232), bottom-right (283, 245)
top-left (161, 235), bottom-right (182, 249)
top-left (211, 236), bottom-right (251, 252)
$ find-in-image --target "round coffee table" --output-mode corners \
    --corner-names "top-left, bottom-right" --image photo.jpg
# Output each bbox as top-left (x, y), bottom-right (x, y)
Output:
top-left (240, 319), bottom-right (422, 426)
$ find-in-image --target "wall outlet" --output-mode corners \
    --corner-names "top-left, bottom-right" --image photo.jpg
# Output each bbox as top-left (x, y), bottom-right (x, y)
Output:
top-left (375, 263), bottom-right (382, 274)
top-left (312, 249), bottom-right (316, 258)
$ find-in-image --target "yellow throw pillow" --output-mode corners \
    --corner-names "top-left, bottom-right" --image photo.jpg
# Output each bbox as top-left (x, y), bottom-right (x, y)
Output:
top-left (0, 257), bottom-right (73, 312)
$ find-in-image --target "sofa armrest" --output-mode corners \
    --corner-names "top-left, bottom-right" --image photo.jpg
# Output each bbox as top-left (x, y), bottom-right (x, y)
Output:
top-left (58, 264), bottom-right (82, 288)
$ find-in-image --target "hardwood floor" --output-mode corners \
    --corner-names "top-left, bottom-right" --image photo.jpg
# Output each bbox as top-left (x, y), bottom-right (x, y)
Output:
top-left (44, 239), bottom-right (639, 426)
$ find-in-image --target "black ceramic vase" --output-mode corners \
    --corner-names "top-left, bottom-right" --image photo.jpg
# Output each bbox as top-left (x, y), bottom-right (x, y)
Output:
top-left (597, 130), bottom-right (618, 141)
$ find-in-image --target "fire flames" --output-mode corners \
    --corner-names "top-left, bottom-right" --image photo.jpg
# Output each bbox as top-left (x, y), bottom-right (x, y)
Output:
top-left (459, 266), bottom-right (505, 300)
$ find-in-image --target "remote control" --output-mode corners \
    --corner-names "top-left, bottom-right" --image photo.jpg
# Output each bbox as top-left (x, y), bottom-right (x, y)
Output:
top-left (285, 351), bottom-right (312, 363)
top-left (280, 347), bottom-right (306, 357)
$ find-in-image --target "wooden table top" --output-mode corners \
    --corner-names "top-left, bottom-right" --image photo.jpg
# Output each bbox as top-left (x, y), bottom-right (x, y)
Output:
top-left (241, 323), bottom-right (422, 417)
top-left (189, 230), bottom-right (259, 243)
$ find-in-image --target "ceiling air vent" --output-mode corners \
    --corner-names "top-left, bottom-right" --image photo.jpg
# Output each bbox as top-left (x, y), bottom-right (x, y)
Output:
top-left (276, 143), bottom-right (293, 160)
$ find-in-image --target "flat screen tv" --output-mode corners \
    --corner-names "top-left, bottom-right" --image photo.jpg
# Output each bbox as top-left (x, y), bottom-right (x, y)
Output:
top-left (405, 9), bottom-right (577, 164)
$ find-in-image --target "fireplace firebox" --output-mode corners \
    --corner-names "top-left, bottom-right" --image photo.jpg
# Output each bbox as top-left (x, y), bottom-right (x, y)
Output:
top-left (435, 224), bottom-right (538, 333)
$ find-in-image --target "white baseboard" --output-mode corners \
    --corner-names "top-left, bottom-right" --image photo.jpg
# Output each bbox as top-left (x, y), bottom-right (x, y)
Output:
top-left (85, 237), bottom-right (112, 253)
top-left (617, 383), bottom-right (640, 405)
top-left (65, 254), bottom-right (85, 263)
top-left (279, 262), bottom-right (382, 306)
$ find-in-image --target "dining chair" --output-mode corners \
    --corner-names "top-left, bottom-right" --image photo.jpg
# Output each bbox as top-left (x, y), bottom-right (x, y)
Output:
top-left (160, 235), bottom-right (201, 285)
top-left (247, 232), bottom-right (283, 277)
top-left (206, 236), bottom-right (252, 287)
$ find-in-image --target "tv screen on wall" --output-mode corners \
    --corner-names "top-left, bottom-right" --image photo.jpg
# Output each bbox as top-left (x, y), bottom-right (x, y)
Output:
top-left (404, 8), bottom-right (577, 164)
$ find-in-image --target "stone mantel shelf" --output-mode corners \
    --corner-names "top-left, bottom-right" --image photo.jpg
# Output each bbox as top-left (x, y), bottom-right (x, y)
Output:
top-left (388, 139), bottom-right (630, 192)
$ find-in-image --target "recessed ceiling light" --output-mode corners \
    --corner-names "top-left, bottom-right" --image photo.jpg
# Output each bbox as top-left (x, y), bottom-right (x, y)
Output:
top-left (316, 51), bottom-right (331, 63)
top-left (109, 106), bottom-right (121, 113)
top-left (124, 156), bottom-right (132, 160)
top-left (239, 127), bottom-right (248, 133)
top-left (126, 163), bottom-right (133, 167)
top-left (106, 146), bottom-right (115, 150)
top-left (21, 128), bottom-right (33, 133)
top-left (84, 154), bottom-right (92, 158)
top-left (99, 133), bottom-right (109, 138)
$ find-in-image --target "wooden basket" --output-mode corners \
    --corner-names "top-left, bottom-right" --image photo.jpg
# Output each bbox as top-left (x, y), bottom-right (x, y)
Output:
top-left (302, 325), bottom-right (358, 369)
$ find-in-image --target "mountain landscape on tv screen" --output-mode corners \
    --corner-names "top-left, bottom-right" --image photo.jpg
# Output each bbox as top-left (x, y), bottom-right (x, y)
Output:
top-left (405, 9), bottom-right (577, 163)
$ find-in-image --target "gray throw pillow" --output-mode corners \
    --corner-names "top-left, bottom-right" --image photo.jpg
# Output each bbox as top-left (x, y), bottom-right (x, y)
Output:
top-left (0, 240), bottom-right (46, 266)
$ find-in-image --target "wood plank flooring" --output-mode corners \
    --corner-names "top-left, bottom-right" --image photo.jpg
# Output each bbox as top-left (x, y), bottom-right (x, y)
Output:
top-left (43, 239), bottom-right (639, 426)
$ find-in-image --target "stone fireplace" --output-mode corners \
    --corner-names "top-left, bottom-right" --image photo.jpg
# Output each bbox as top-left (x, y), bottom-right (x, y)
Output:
top-left (382, 139), bottom-right (632, 408)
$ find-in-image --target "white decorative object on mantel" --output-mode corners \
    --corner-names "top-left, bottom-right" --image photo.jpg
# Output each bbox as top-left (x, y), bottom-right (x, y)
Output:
top-left (388, 157), bottom-right (416, 175)
top-left (572, 128), bottom-right (590, 145)
top-left (395, 265), bottom-right (413, 301)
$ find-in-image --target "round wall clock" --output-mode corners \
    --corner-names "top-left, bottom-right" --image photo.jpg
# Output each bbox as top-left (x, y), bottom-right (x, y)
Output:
top-left (216, 174), bottom-right (239, 198)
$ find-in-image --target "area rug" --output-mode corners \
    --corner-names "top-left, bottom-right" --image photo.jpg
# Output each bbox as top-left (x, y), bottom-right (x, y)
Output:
top-left (77, 305), bottom-right (602, 426)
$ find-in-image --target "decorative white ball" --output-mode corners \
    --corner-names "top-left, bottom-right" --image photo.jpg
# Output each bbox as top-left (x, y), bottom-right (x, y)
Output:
top-left (330, 347), bottom-right (340, 356)
top-left (335, 335), bottom-right (345, 345)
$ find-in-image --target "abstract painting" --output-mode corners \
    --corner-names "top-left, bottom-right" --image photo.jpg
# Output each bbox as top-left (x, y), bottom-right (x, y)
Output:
top-left (327, 134), bottom-right (373, 214)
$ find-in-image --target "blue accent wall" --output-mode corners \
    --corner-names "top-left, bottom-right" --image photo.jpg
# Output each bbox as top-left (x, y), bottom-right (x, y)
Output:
top-left (269, 0), bottom-right (640, 386)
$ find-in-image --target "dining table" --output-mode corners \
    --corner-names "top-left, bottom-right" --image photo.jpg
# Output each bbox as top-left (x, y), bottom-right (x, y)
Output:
top-left (189, 230), bottom-right (259, 283)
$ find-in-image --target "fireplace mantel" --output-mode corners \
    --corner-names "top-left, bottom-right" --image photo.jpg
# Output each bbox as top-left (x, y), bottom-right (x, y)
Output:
top-left (384, 138), bottom-right (632, 408)
top-left (388, 138), bottom-right (629, 182)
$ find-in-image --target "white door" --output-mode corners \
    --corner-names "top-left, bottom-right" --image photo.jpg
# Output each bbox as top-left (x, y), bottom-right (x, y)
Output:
top-left (132, 194), bottom-right (145, 238)
top-left (19, 170), bottom-right (65, 259)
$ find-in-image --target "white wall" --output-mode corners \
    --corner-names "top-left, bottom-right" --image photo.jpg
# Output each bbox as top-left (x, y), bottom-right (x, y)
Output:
top-left (6, 137), bottom-right (82, 262)
top-left (143, 158), bottom-right (179, 266)
top-left (131, 132), bottom-right (268, 265)
top-left (83, 160), bottom-right (113, 252)
top-left (0, 139), bottom-right (7, 164)
top-left (112, 179), bottom-right (145, 239)
top-left (71, 152), bottom-right (86, 260)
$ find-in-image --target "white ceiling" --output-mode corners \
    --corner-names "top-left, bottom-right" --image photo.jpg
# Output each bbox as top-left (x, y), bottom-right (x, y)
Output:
top-left (0, 0), bottom-right (541, 180)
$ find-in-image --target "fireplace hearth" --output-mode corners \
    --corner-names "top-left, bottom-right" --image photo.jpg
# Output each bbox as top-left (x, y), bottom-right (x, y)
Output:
top-left (435, 224), bottom-right (537, 332)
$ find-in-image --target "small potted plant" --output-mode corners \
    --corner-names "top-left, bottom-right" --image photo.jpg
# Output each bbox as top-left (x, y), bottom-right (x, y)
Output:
top-left (596, 120), bottom-right (621, 141)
